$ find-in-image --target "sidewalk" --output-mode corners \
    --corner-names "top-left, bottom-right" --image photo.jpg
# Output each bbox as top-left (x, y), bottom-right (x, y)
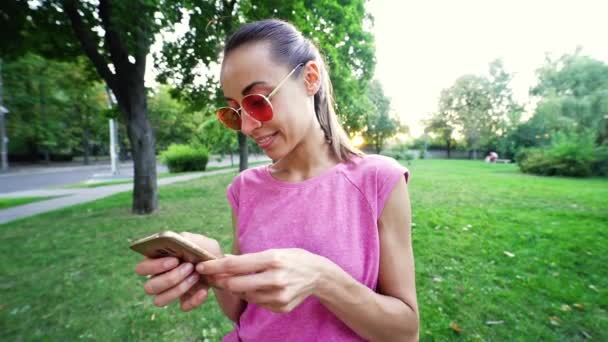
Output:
top-left (0, 154), bottom-right (266, 177)
top-left (0, 154), bottom-right (271, 194)
top-left (0, 167), bottom-right (239, 225)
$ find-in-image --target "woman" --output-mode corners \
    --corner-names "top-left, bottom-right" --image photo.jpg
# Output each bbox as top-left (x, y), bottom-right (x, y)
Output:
top-left (135, 19), bottom-right (419, 341)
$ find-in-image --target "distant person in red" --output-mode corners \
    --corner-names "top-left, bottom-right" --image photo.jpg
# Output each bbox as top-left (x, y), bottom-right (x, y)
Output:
top-left (485, 151), bottom-right (498, 163)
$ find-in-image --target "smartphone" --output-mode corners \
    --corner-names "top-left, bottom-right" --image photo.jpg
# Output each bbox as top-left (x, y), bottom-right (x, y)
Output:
top-left (129, 230), bottom-right (219, 263)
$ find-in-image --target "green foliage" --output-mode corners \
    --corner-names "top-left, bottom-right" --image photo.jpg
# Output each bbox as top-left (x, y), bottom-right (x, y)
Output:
top-left (362, 80), bottom-right (406, 153)
top-left (3, 54), bottom-right (108, 161)
top-left (192, 118), bottom-right (238, 157)
top-left (507, 50), bottom-right (608, 173)
top-left (160, 144), bottom-right (209, 173)
top-left (517, 132), bottom-right (599, 177)
top-left (382, 142), bottom-right (416, 163)
top-left (593, 145), bottom-right (608, 176)
top-left (429, 60), bottom-right (522, 157)
top-left (531, 50), bottom-right (608, 145)
top-left (148, 86), bottom-right (204, 152)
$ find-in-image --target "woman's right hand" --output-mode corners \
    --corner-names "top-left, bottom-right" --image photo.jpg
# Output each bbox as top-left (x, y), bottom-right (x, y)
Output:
top-left (134, 232), bottom-right (224, 312)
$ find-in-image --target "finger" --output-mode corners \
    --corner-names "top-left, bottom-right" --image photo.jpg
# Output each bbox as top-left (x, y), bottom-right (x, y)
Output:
top-left (198, 251), bottom-right (278, 276)
top-left (135, 257), bottom-right (179, 276)
top-left (181, 232), bottom-right (221, 257)
top-left (180, 231), bottom-right (213, 245)
top-left (180, 282), bottom-right (209, 312)
top-left (153, 272), bottom-right (200, 307)
top-left (144, 262), bottom-right (194, 295)
top-left (216, 270), bottom-right (285, 293)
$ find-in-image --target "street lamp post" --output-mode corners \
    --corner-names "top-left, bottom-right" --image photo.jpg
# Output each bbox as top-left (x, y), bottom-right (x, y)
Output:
top-left (105, 86), bottom-right (119, 175)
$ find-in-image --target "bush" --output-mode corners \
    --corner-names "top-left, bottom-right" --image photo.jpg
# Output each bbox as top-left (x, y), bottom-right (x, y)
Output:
top-left (593, 145), bottom-right (608, 176)
top-left (516, 132), bottom-right (597, 177)
top-left (381, 144), bottom-right (417, 164)
top-left (160, 144), bottom-right (209, 173)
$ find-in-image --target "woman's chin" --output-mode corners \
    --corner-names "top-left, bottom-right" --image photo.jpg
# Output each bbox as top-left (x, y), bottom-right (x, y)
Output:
top-left (264, 146), bottom-right (287, 162)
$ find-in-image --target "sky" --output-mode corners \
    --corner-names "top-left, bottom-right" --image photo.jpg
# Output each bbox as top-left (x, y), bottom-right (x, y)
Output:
top-left (366, 0), bottom-right (608, 138)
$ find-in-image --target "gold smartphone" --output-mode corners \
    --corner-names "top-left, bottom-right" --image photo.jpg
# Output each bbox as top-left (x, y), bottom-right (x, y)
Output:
top-left (129, 231), bottom-right (219, 263)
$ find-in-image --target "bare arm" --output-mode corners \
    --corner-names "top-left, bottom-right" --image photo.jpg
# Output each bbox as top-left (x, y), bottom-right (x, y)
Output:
top-left (314, 177), bottom-right (419, 341)
top-left (208, 209), bottom-right (247, 323)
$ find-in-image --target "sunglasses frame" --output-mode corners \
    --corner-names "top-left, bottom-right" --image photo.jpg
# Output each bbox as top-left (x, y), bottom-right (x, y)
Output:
top-left (216, 63), bottom-right (305, 131)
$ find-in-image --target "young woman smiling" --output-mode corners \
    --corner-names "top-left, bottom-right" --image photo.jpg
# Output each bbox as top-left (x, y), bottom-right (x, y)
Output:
top-left (135, 19), bottom-right (419, 342)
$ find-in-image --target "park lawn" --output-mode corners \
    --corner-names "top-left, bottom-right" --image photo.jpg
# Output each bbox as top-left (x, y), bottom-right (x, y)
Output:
top-left (0, 196), bottom-right (58, 210)
top-left (0, 159), bottom-right (606, 341)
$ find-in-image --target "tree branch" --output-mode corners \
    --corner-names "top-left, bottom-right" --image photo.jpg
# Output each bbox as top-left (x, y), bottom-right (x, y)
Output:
top-left (63, 0), bottom-right (116, 89)
top-left (98, 0), bottom-right (132, 74)
top-left (134, 11), bottom-right (150, 79)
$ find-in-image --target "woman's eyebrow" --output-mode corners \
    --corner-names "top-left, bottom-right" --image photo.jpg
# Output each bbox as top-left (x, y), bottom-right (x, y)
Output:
top-left (225, 81), bottom-right (270, 101)
top-left (241, 81), bottom-right (269, 96)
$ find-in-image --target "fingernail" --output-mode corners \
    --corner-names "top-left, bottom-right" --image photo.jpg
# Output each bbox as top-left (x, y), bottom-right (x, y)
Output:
top-left (164, 258), bottom-right (177, 268)
top-left (181, 263), bottom-right (193, 275)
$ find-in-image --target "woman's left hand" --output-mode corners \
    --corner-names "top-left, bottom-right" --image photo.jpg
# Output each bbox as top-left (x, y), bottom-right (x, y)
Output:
top-left (196, 248), bottom-right (330, 313)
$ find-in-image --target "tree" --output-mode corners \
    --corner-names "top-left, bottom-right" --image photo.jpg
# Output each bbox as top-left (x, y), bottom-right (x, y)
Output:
top-left (57, 59), bottom-right (109, 165)
top-left (194, 118), bottom-right (238, 163)
top-left (433, 60), bottom-right (522, 159)
top-left (148, 85), bottom-right (204, 152)
top-left (424, 110), bottom-right (457, 158)
top-left (5, 0), bottom-right (167, 212)
top-left (362, 80), bottom-right (404, 153)
top-left (8, 0), bottom-right (378, 212)
top-left (531, 50), bottom-right (608, 145)
top-left (3, 53), bottom-right (107, 162)
top-left (438, 75), bottom-right (492, 159)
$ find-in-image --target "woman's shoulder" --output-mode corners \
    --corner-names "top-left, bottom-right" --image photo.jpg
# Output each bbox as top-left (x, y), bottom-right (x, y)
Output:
top-left (345, 153), bottom-right (409, 180)
top-left (229, 163), bottom-right (268, 185)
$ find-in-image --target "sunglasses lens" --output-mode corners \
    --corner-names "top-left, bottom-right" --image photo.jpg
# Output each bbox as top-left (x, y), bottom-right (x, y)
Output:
top-left (242, 95), bottom-right (273, 122)
top-left (217, 107), bottom-right (241, 130)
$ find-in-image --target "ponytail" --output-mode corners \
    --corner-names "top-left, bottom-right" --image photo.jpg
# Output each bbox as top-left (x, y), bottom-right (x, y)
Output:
top-left (313, 54), bottom-right (364, 162)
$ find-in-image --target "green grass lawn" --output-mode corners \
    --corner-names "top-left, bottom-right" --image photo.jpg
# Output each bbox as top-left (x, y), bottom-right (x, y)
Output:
top-left (0, 196), bottom-right (58, 210)
top-left (0, 159), bottom-right (606, 341)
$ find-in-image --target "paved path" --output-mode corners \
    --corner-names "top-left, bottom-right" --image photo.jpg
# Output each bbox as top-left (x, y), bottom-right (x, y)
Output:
top-left (0, 154), bottom-right (269, 193)
top-left (0, 167), bottom-right (242, 225)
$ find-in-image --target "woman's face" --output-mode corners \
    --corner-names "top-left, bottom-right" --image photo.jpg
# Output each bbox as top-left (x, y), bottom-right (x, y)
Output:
top-left (220, 42), bottom-right (318, 161)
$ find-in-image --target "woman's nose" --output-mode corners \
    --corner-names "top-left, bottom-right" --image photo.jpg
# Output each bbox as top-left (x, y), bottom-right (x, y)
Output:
top-left (240, 110), bottom-right (262, 135)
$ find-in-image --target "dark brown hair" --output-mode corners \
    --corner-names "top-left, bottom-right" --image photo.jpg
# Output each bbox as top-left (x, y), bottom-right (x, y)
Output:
top-left (223, 19), bottom-right (364, 162)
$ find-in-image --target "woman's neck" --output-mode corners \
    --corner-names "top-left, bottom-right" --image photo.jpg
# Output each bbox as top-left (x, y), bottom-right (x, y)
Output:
top-left (271, 124), bottom-right (340, 182)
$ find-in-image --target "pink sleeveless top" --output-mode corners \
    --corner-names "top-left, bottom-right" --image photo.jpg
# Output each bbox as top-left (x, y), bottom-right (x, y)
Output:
top-left (222, 154), bottom-right (409, 342)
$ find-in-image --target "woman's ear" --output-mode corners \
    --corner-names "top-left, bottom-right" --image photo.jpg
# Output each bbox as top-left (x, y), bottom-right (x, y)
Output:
top-left (303, 61), bottom-right (322, 96)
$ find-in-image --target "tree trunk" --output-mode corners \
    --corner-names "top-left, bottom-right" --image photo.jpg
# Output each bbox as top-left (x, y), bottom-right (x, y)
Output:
top-left (79, 106), bottom-right (90, 165)
top-left (64, 0), bottom-right (157, 213)
top-left (82, 126), bottom-right (90, 165)
top-left (120, 82), bottom-right (157, 214)
top-left (446, 139), bottom-right (451, 159)
top-left (43, 149), bottom-right (50, 164)
top-left (238, 131), bottom-right (248, 172)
